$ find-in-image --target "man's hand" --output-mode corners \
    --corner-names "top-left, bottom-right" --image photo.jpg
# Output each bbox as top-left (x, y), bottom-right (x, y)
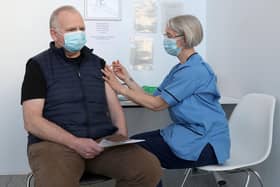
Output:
top-left (72, 138), bottom-right (104, 159)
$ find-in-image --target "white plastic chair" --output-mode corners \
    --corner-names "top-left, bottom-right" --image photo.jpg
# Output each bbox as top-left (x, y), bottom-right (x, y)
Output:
top-left (181, 93), bottom-right (276, 187)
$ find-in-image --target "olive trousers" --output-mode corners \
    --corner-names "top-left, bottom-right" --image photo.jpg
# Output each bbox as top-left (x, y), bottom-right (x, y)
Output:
top-left (28, 135), bottom-right (162, 187)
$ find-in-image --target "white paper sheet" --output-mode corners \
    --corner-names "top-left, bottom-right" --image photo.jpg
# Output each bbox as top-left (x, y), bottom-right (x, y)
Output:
top-left (98, 138), bottom-right (145, 148)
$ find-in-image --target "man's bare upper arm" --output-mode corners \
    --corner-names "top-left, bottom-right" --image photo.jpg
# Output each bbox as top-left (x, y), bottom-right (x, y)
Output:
top-left (22, 99), bottom-right (45, 120)
top-left (105, 83), bottom-right (122, 111)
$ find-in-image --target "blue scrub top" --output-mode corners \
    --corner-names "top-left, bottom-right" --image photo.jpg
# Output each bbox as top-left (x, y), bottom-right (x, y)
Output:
top-left (154, 53), bottom-right (230, 164)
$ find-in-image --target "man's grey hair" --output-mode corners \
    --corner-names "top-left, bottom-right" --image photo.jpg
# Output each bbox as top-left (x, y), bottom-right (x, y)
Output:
top-left (49, 5), bottom-right (80, 29)
top-left (167, 15), bottom-right (203, 48)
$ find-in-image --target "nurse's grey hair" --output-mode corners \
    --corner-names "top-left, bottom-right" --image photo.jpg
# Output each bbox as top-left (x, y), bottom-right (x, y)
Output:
top-left (49, 5), bottom-right (80, 29)
top-left (167, 15), bottom-right (203, 49)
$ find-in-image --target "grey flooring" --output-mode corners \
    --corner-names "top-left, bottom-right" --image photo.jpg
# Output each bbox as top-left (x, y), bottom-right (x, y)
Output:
top-left (0, 170), bottom-right (217, 187)
top-left (0, 170), bottom-right (253, 187)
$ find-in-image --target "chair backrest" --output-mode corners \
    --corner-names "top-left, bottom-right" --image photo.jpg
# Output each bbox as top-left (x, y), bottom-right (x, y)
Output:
top-left (229, 93), bottom-right (276, 164)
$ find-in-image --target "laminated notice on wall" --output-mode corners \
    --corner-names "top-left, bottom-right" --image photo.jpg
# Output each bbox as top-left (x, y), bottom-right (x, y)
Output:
top-left (134, 0), bottom-right (158, 33)
top-left (130, 37), bottom-right (154, 70)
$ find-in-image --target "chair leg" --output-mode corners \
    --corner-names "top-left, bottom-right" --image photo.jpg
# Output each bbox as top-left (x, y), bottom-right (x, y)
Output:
top-left (26, 173), bottom-right (33, 187)
top-left (244, 170), bottom-right (251, 187)
top-left (180, 168), bottom-right (192, 187)
top-left (248, 169), bottom-right (264, 187)
top-left (213, 171), bottom-right (227, 186)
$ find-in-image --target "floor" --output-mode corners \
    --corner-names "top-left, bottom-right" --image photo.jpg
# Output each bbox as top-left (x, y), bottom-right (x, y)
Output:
top-left (0, 169), bottom-right (251, 187)
top-left (0, 171), bottom-right (216, 187)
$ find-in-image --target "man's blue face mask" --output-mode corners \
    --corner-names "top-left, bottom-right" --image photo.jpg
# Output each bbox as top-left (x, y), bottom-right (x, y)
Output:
top-left (63, 31), bottom-right (86, 52)
top-left (163, 37), bottom-right (182, 56)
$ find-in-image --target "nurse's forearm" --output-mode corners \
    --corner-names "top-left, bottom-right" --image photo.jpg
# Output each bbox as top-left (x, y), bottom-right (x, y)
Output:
top-left (124, 76), bottom-right (145, 93)
top-left (119, 87), bottom-right (168, 111)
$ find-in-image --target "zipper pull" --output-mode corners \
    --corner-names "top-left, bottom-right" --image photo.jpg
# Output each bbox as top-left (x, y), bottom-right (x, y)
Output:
top-left (78, 72), bottom-right (81, 78)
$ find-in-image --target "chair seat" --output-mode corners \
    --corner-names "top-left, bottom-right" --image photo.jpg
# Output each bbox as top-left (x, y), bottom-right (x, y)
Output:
top-left (198, 151), bottom-right (268, 171)
top-left (80, 172), bottom-right (111, 185)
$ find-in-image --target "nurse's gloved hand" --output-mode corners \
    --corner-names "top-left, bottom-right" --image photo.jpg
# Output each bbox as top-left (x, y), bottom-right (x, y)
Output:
top-left (102, 65), bottom-right (124, 94)
top-left (112, 60), bottom-right (131, 83)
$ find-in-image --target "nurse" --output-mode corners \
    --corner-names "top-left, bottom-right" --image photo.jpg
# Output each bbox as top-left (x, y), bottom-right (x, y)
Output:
top-left (102, 14), bottom-right (230, 172)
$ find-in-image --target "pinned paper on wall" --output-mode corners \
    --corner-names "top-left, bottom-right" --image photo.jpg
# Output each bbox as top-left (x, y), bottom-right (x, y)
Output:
top-left (134, 0), bottom-right (158, 33)
top-left (85, 0), bottom-right (121, 20)
top-left (130, 37), bottom-right (154, 70)
top-left (89, 22), bottom-right (117, 41)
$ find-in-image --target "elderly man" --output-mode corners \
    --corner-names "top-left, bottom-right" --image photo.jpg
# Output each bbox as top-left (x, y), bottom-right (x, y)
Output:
top-left (21, 5), bottom-right (161, 187)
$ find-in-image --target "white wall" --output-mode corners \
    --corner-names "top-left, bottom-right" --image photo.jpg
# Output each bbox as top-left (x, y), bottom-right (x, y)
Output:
top-left (0, 0), bottom-right (206, 174)
top-left (0, 0), bottom-right (84, 175)
top-left (88, 0), bottom-right (207, 86)
top-left (207, 0), bottom-right (280, 186)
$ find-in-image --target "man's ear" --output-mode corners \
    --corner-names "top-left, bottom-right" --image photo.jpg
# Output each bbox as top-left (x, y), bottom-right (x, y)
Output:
top-left (50, 28), bottom-right (57, 41)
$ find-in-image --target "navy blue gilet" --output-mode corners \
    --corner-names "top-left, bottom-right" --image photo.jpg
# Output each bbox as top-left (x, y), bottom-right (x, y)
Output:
top-left (28, 42), bottom-right (117, 145)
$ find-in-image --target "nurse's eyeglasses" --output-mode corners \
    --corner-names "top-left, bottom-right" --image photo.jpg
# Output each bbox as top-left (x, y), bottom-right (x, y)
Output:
top-left (163, 33), bottom-right (184, 39)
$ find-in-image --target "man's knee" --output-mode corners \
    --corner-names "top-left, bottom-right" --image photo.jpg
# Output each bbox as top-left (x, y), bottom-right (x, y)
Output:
top-left (121, 146), bottom-right (162, 186)
top-left (33, 167), bottom-right (80, 187)
top-left (28, 142), bottom-right (84, 187)
top-left (139, 150), bottom-right (162, 184)
top-left (138, 155), bottom-right (162, 185)
top-left (31, 156), bottom-right (84, 187)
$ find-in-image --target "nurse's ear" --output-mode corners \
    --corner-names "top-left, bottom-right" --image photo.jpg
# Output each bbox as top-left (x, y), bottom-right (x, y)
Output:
top-left (177, 37), bottom-right (187, 49)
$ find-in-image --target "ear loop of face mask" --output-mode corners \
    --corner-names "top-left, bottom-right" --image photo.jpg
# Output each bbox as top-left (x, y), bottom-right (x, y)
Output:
top-left (53, 28), bottom-right (65, 46)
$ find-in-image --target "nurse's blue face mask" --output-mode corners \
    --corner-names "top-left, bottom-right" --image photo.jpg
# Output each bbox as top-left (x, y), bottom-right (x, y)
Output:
top-left (163, 34), bottom-right (184, 56)
top-left (63, 31), bottom-right (87, 52)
